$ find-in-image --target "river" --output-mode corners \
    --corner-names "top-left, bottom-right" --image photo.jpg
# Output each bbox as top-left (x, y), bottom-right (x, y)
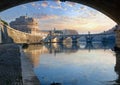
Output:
top-left (22, 42), bottom-right (120, 85)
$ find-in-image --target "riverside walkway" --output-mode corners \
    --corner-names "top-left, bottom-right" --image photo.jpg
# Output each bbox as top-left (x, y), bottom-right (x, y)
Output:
top-left (0, 44), bottom-right (22, 85)
top-left (0, 44), bottom-right (40, 85)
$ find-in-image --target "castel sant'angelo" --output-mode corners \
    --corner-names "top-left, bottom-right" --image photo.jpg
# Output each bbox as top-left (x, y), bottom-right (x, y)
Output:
top-left (9, 16), bottom-right (78, 35)
top-left (10, 16), bottom-right (40, 33)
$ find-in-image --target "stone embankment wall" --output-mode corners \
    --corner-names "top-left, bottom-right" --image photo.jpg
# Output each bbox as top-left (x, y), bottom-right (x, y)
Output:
top-left (0, 21), bottom-right (48, 44)
top-left (115, 26), bottom-right (120, 48)
top-left (0, 44), bottom-right (22, 85)
top-left (115, 25), bottom-right (120, 48)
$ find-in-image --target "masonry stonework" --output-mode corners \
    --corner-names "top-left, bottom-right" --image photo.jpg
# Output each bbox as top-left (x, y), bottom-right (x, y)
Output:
top-left (0, 21), bottom-right (48, 44)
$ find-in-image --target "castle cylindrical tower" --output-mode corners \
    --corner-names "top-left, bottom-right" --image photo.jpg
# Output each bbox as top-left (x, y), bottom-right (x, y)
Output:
top-left (10, 16), bottom-right (39, 33)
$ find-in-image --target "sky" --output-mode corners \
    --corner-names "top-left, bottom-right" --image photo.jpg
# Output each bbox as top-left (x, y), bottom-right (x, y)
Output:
top-left (0, 0), bottom-right (117, 34)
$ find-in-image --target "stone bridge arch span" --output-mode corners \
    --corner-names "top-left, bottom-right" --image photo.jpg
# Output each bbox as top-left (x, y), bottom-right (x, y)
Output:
top-left (0, 21), bottom-right (48, 44)
top-left (0, 0), bottom-right (119, 24)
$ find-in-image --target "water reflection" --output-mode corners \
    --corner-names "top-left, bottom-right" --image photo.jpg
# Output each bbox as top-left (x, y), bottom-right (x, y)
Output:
top-left (23, 45), bottom-right (49, 67)
top-left (22, 42), bottom-right (120, 85)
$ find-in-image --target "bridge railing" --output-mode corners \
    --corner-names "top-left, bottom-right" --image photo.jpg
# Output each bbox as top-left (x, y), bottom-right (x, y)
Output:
top-left (0, 21), bottom-right (49, 44)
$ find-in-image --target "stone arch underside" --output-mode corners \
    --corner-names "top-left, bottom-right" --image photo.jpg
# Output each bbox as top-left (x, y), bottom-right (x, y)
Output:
top-left (0, 0), bottom-right (120, 24)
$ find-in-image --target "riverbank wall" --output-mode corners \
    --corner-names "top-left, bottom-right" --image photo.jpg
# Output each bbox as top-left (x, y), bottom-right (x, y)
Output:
top-left (0, 44), bottom-right (40, 85)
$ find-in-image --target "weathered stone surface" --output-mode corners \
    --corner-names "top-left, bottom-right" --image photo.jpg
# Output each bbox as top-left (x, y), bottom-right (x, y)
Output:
top-left (0, 21), bottom-right (48, 44)
top-left (10, 16), bottom-right (40, 33)
top-left (0, 44), bottom-right (41, 85)
top-left (20, 45), bottom-right (40, 85)
top-left (114, 25), bottom-right (120, 48)
top-left (0, 44), bottom-right (23, 85)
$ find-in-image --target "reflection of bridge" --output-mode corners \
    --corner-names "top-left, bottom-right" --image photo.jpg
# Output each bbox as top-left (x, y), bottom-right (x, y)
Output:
top-left (43, 31), bottom-right (115, 44)
top-left (44, 42), bottom-right (115, 54)
top-left (22, 42), bottom-right (115, 67)
top-left (21, 41), bottom-right (119, 85)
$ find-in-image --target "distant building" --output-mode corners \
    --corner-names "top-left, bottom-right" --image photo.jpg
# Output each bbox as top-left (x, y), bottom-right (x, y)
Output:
top-left (62, 29), bottom-right (78, 35)
top-left (41, 29), bottom-right (78, 35)
top-left (10, 16), bottom-right (40, 33)
top-left (52, 28), bottom-right (78, 35)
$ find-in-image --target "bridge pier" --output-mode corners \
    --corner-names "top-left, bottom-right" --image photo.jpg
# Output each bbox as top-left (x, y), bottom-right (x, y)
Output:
top-left (71, 36), bottom-right (78, 43)
top-left (58, 37), bottom-right (64, 43)
top-left (101, 37), bottom-right (108, 44)
top-left (72, 39), bottom-right (78, 43)
top-left (48, 31), bottom-right (52, 43)
top-left (101, 31), bottom-right (108, 44)
top-left (71, 43), bottom-right (79, 50)
top-left (86, 38), bottom-right (92, 44)
top-left (85, 32), bottom-right (93, 44)
top-left (86, 37), bottom-right (93, 44)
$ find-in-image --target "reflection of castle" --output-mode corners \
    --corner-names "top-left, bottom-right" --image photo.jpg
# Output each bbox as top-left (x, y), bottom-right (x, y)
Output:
top-left (23, 45), bottom-right (49, 67)
top-left (22, 43), bottom-right (80, 67)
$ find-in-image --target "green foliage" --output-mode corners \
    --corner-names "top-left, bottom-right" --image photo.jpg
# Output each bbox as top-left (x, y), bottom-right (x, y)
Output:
top-left (1, 19), bottom-right (8, 25)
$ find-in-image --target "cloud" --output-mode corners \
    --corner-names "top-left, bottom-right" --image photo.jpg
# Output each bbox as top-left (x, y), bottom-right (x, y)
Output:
top-left (41, 1), bottom-right (48, 8)
top-left (54, 0), bottom-right (61, 5)
top-left (30, 2), bottom-right (41, 9)
top-left (49, 0), bottom-right (63, 10)
top-left (50, 5), bottom-right (67, 11)
top-left (80, 6), bottom-right (86, 10)
top-left (38, 14), bottom-right (116, 33)
top-left (25, 1), bottom-right (116, 33)
top-left (66, 1), bottom-right (76, 7)
top-left (17, 1), bottom-right (117, 33)
top-left (21, 5), bottom-right (27, 9)
top-left (33, 13), bottom-right (59, 20)
top-left (50, 5), bottom-right (62, 9)
top-left (31, 2), bottom-right (36, 6)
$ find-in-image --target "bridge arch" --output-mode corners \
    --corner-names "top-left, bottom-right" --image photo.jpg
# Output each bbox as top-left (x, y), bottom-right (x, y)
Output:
top-left (0, 0), bottom-right (119, 24)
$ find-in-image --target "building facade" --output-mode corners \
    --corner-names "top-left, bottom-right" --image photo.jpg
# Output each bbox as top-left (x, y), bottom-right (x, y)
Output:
top-left (10, 16), bottom-right (40, 33)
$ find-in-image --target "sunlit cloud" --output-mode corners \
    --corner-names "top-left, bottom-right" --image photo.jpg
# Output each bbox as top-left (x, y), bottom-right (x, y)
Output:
top-left (50, 5), bottom-right (62, 9)
top-left (0, 1), bottom-right (116, 34)
top-left (49, 2), bottom-right (68, 11)
top-left (38, 13), bottom-right (116, 33)
top-left (21, 5), bottom-right (27, 9)
top-left (31, 2), bottom-right (36, 6)
top-left (49, 0), bottom-right (63, 10)
top-left (41, 1), bottom-right (48, 8)
top-left (54, 0), bottom-right (61, 5)
top-left (66, 1), bottom-right (76, 7)
top-left (63, 8), bottom-right (67, 11)
top-left (33, 13), bottom-right (58, 20)
top-left (30, 2), bottom-right (41, 9)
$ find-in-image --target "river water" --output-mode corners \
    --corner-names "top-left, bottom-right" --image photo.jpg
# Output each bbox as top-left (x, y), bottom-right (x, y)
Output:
top-left (23, 42), bottom-right (120, 85)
